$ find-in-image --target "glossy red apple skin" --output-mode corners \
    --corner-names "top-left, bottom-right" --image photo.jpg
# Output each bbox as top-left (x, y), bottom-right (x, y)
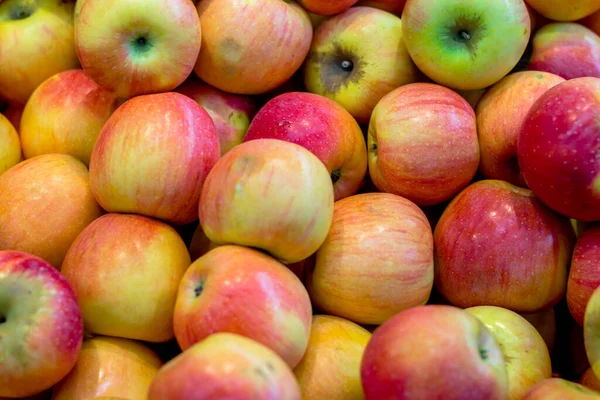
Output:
top-left (568, 224), bottom-right (600, 326)
top-left (517, 77), bottom-right (600, 222)
top-left (244, 92), bottom-right (367, 201)
top-left (434, 180), bottom-right (576, 313)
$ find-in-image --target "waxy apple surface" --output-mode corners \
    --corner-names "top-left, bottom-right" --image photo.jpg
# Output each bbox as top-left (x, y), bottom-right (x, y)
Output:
top-left (568, 224), bottom-right (600, 326)
top-left (0, 113), bottom-right (21, 175)
top-left (525, 0), bottom-right (600, 21)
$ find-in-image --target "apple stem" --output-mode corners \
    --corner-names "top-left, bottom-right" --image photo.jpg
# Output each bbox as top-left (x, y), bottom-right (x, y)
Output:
top-left (460, 30), bottom-right (471, 41)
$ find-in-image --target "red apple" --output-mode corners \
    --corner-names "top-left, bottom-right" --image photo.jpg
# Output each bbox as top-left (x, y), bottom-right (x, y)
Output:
top-left (568, 224), bottom-right (600, 326)
top-left (517, 77), bottom-right (600, 221)
top-left (476, 71), bottom-right (565, 187)
top-left (0, 251), bottom-right (83, 398)
top-left (298, 0), bottom-right (357, 16)
top-left (525, 0), bottom-right (600, 22)
top-left (434, 179), bottom-right (576, 312)
top-left (244, 92), bottom-right (367, 201)
top-left (89, 92), bottom-right (220, 225)
top-left (523, 378), bottom-right (600, 399)
top-left (528, 23), bottom-right (600, 80)
top-left (194, 0), bottom-right (312, 95)
top-left (368, 82), bottom-right (480, 206)
top-left (360, 304), bottom-right (509, 400)
top-left (173, 245), bottom-right (312, 368)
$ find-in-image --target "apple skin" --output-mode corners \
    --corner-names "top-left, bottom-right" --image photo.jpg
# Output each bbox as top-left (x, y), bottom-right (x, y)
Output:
top-left (147, 333), bottom-right (302, 400)
top-left (476, 71), bottom-right (565, 187)
top-left (75, 0), bottom-right (201, 99)
top-left (402, 0), bottom-right (530, 91)
top-left (198, 139), bottom-right (334, 264)
top-left (173, 245), bottom-right (312, 368)
top-left (434, 180), bottom-right (576, 312)
top-left (194, 0), bottom-right (312, 95)
top-left (243, 92), bottom-right (367, 201)
top-left (523, 378), bottom-right (600, 399)
top-left (50, 336), bottom-right (163, 400)
top-left (298, 0), bottom-right (357, 16)
top-left (0, 113), bottom-right (21, 175)
top-left (355, 0), bottom-right (405, 15)
top-left (525, 0), bottom-right (600, 22)
top-left (520, 308), bottom-right (557, 352)
top-left (0, 0), bottom-right (79, 105)
top-left (306, 192), bottom-right (434, 325)
top-left (368, 82), bottom-right (480, 206)
top-left (89, 92), bottom-right (220, 225)
top-left (585, 286), bottom-right (600, 379)
top-left (528, 23), bottom-right (600, 80)
top-left (60, 213), bottom-right (191, 343)
top-left (0, 154), bottom-right (102, 268)
top-left (175, 77), bottom-right (257, 156)
top-left (360, 305), bottom-right (509, 400)
top-left (568, 225), bottom-right (600, 326)
top-left (0, 251), bottom-right (83, 398)
top-left (466, 306), bottom-right (552, 400)
top-left (581, 10), bottom-right (600, 36)
top-left (303, 6), bottom-right (421, 124)
top-left (581, 367), bottom-right (600, 392)
top-left (20, 69), bottom-right (119, 166)
top-left (517, 77), bottom-right (600, 222)
top-left (293, 315), bottom-right (372, 400)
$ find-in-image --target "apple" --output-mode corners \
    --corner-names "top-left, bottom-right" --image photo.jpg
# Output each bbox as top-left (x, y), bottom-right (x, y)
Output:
top-left (476, 71), bottom-right (566, 187)
top-left (293, 315), bottom-right (372, 400)
top-left (306, 192), bottom-right (434, 325)
top-left (89, 92), bottom-right (220, 225)
top-left (173, 245), bottom-right (312, 368)
top-left (147, 333), bottom-right (302, 400)
top-left (303, 6), bottom-right (421, 124)
top-left (298, 0), bottom-right (357, 15)
top-left (194, 0), bottom-right (312, 95)
top-left (525, 0), bottom-right (600, 21)
top-left (60, 213), bottom-right (191, 343)
top-left (0, 251), bottom-right (83, 398)
top-left (2, 103), bottom-right (23, 133)
top-left (581, 9), bottom-right (600, 36)
top-left (517, 77), bottom-right (600, 222)
top-left (51, 336), bottom-right (163, 400)
top-left (585, 286), bottom-right (600, 379)
top-left (568, 224), bottom-right (600, 326)
top-left (0, 154), bottom-right (102, 268)
top-left (581, 367), bottom-right (600, 392)
top-left (368, 82), bottom-right (480, 206)
top-left (402, 0), bottom-right (530, 91)
top-left (434, 180), bottom-right (576, 312)
top-left (528, 23), bottom-right (600, 80)
top-left (0, 113), bottom-right (21, 175)
top-left (466, 306), bottom-right (552, 400)
top-left (189, 224), bottom-right (219, 261)
top-left (198, 139), bottom-right (334, 264)
top-left (360, 304), bottom-right (509, 400)
top-left (456, 88), bottom-right (488, 110)
top-left (20, 69), bottom-right (119, 167)
top-left (243, 92), bottom-right (367, 201)
top-left (523, 378), bottom-right (600, 399)
top-left (175, 77), bottom-right (257, 156)
top-left (520, 308), bottom-right (557, 352)
top-left (0, 0), bottom-right (79, 105)
top-left (75, 0), bottom-right (201, 99)
top-left (355, 0), bottom-right (405, 15)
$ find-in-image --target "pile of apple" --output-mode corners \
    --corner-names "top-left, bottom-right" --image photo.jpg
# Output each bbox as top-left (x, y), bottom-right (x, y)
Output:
top-left (4, 0), bottom-right (600, 398)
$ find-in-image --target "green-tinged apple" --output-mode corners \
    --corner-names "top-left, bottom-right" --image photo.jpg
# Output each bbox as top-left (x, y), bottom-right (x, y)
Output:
top-left (585, 286), bottom-right (600, 379)
top-left (303, 6), bottom-right (420, 123)
top-left (434, 180), bottom-right (576, 312)
top-left (61, 213), bottom-right (191, 343)
top-left (76, 0), bottom-right (201, 99)
top-left (198, 139), bottom-right (334, 264)
top-left (523, 378), bottom-right (600, 399)
top-left (466, 306), bottom-right (552, 400)
top-left (293, 315), bottom-right (371, 400)
top-left (581, 9), bottom-right (600, 35)
top-left (147, 333), bottom-right (302, 400)
top-left (361, 305), bottom-right (509, 400)
top-left (402, 0), bottom-right (530, 91)
top-left (476, 71), bottom-right (565, 187)
top-left (0, 0), bottom-right (79, 105)
top-left (51, 336), bottom-right (163, 400)
top-left (306, 192), bottom-right (434, 325)
top-left (355, 0), bottom-right (405, 15)
top-left (568, 224), bottom-right (600, 326)
top-left (173, 245), bottom-right (312, 368)
top-left (298, 0), bottom-right (357, 15)
top-left (517, 77), bottom-right (600, 221)
top-left (528, 23), bottom-right (600, 79)
top-left (175, 77), bottom-right (257, 156)
top-left (194, 0), bottom-right (312, 95)
top-left (0, 113), bottom-right (21, 175)
top-left (244, 92), bottom-right (367, 201)
top-left (581, 367), bottom-right (600, 392)
top-left (0, 154), bottom-right (102, 268)
top-left (525, 0), bottom-right (600, 21)
top-left (520, 308), bottom-right (557, 352)
top-left (89, 92), bottom-right (220, 225)
top-left (0, 251), bottom-right (83, 398)
top-left (2, 103), bottom-right (23, 133)
top-left (368, 82), bottom-right (480, 206)
top-left (20, 69), bottom-right (119, 166)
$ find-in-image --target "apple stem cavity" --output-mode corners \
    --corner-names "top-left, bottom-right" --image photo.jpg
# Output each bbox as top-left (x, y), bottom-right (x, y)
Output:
top-left (9, 5), bottom-right (33, 20)
top-left (129, 34), bottom-right (153, 55)
top-left (340, 60), bottom-right (353, 72)
top-left (194, 281), bottom-right (204, 297)
top-left (479, 347), bottom-right (488, 360)
top-left (459, 30), bottom-right (471, 41)
top-left (0, 315), bottom-right (5, 324)
top-left (331, 168), bottom-right (341, 184)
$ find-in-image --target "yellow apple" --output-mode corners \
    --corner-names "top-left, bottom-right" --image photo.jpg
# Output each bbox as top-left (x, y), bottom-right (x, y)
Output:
top-left (0, 113), bottom-right (21, 175)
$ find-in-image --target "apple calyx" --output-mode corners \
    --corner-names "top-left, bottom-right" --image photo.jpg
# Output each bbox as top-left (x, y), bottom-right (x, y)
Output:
top-left (331, 168), bottom-right (341, 184)
top-left (309, 42), bottom-right (364, 94)
top-left (194, 281), bottom-right (204, 297)
top-left (6, 1), bottom-right (35, 21)
top-left (128, 32), bottom-right (153, 56)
